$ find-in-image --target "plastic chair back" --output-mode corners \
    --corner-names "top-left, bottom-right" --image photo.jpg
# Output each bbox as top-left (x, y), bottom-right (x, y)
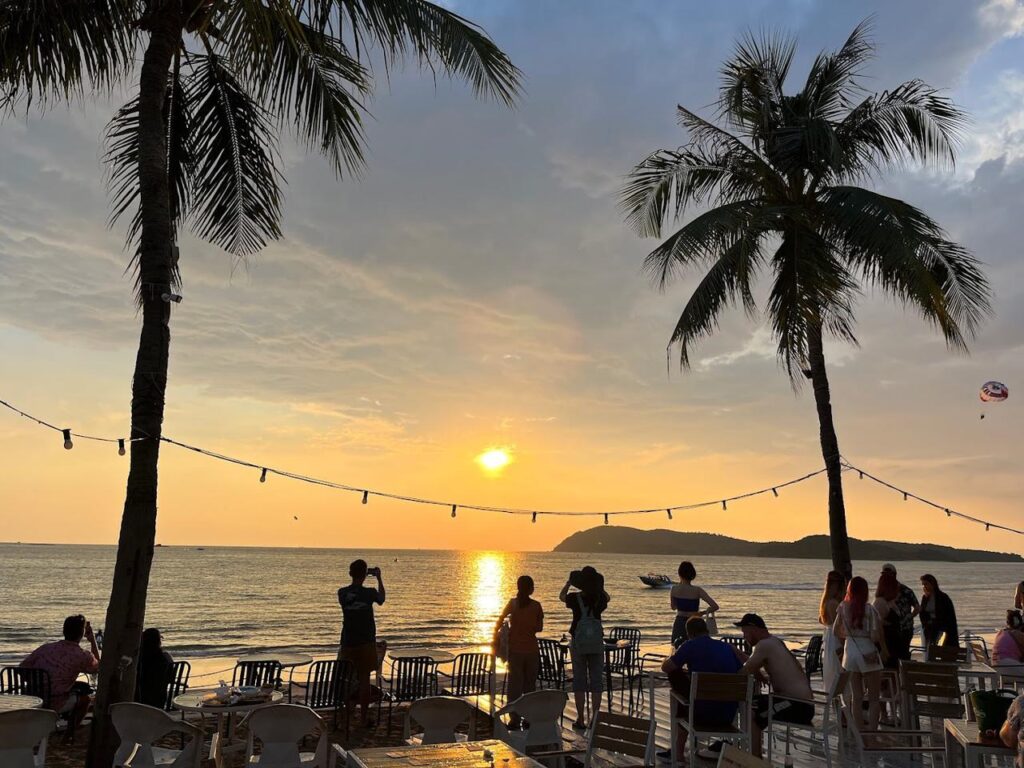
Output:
top-left (407, 697), bottom-right (472, 745)
top-left (1, 668), bottom-right (52, 709)
top-left (497, 690), bottom-right (567, 749)
top-left (111, 702), bottom-right (202, 768)
top-left (0, 709), bottom-right (57, 768)
top-left (244, 704), bottom-right (326, 767)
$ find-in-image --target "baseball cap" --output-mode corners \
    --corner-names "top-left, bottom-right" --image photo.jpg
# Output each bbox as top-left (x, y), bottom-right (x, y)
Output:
top-left (733, 613), bottom-right (767, 629)
top-left (881, 563), bottom-right (897, 573)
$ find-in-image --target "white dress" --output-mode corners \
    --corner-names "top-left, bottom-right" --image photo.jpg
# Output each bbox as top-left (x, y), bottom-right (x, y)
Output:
top-left (822, 620), bottom-right (842, 693)
top-left (836, 603), bottom-right (884, 674)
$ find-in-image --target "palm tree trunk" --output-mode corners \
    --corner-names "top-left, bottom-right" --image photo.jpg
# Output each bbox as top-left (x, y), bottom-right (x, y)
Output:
top-left (807, 324), bottom-right (852, 580)
top-left (86, 4), bottom-right (182, 766)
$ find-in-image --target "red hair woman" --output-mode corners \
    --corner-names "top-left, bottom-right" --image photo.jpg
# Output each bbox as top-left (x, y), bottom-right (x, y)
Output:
top-left (834, 576), bottom-right (883, 731)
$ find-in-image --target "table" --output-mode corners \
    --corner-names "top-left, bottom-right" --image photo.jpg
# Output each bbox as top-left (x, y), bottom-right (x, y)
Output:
top-left (348, 739), bottom-right (543, 768)
top-left (944, 718), bottom-right (1015, 768)
top-left (0, 694), bottom-right (43, 711)
top-left (950, 661), bottom-right (1000, 691)
top-left (389, 648), bottom-right (456, 663)
top-left (173, 690), bottom-right (284, 750)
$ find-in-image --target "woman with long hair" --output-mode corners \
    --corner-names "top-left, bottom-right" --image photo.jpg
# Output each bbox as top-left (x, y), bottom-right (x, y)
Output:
top-left (495, 575), bottom-right (544, 705)
top-left (819, 571), bottom-right (845, 692)
top-left (834, 576), bottom-right (883, 731)
top-left (920, 574), bottom-right (959, 649)
top-left (874, 570), bottom-right (903, 668)
top-left (670, 561), bottom-right (720, 647)
top-left (994, 610), bottom-right (1024, 666)
top-left (135, 628), bottom-right (175, 709)
top-left (560, 566), bottom-right (609, 729)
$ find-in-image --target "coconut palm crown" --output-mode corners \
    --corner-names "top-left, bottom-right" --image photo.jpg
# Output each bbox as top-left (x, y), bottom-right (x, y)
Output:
top-left (621, 22), bottom-right (991, 576)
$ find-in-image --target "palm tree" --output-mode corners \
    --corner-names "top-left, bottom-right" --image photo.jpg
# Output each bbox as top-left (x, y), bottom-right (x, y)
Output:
top-left (621, 22), bottom-right (990, 579)
top-left (2, 2), bottom-right (519, 764)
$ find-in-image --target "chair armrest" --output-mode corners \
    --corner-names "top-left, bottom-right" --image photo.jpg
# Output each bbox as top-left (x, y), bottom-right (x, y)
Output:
top-left (330, 743), bottom-right (348, 768)
top-left (206, 732), bottom-right (223, 768)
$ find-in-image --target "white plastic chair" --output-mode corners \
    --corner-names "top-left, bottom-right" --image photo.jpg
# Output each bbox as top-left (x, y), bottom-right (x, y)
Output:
top-left (0, 709), bottom-right (57, 768)
top-left (494, 689), bottom-right (568, 757)
top-left (111, 702), bottom-right (204, 767)
top-left (403, 696), bottom-right (473, 745)
top-left (242, 703), bottom-right (346, 768)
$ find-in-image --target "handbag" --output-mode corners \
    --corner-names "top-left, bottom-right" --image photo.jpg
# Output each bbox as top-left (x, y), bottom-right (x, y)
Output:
top-left (704, 612), bottom-right (719, 636)
top-left (970, 689), bottom-right (1017, 732)
top-left (494, 619), bottom-right (510, 663)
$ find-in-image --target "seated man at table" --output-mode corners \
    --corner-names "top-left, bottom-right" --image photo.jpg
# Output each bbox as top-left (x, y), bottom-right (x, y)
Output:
top-left (736, 614), bottom-right (814, 758)
top-left (338, 559), bottom-right (386, 727)
top-left (660, 617), bottom-right (744, 758)
top-left (21, 614), bottom-right (100, 741)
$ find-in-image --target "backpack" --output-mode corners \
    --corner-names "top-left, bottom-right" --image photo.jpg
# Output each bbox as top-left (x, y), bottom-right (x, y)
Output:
top-left (573, 593), bottom-right (605, 654)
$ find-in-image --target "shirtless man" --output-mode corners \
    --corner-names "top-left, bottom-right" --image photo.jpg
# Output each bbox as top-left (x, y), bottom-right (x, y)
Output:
top-left (735, 614), bottom-right (815, 757)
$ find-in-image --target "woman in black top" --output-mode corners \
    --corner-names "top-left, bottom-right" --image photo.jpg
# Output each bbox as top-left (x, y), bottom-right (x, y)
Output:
top-left (558, 566), bottom-right (609, 729)
top-left (136, 628), bottom-right (175, 709)
top-left (919, 574), bottom-right (959, 648)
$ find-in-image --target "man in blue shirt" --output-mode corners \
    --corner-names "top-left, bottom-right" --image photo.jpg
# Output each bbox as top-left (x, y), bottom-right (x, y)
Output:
top-left (661, 617), bottom-right (744, 757)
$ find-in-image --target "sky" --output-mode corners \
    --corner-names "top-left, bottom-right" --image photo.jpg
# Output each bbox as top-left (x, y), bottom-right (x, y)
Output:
top-left (1, 0), bottom-right (1022, 553)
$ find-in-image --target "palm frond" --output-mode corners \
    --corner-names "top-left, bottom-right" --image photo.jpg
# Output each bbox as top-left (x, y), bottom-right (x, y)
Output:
top-left (185, 53), bottom-right (284, 257)
top-left (718, 28), bottom-right (794, 134)
top-left (836, 80), bottom-right (967, 175)
top-left (225, 3), bottom-right (371, 176)
top-left (801, 18), bottom-right (873, 121)
top-left (667, 229), bottom-right (767, 369)
top-left (819, 186), bottom-right (992, 346)
top-left (0, 0), bottom-right (136, 107)
top-left (314, 0), bottom-right (522, 105)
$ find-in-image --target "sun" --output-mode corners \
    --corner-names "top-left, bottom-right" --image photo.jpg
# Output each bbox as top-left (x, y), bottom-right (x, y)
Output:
top-left (476, 448), bottom-right (512, 473)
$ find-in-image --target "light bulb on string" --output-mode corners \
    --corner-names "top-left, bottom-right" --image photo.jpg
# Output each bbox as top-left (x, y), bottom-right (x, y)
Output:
top-left (118, 438), bottom-right (126, 456)
top-left (666, 509), bottom-right (672, 520)
top-left (858, 471), bottom-right (864, 480)
top-left (721, 500), bottom-right (727, 511)
top-left (62, 429), bottom-right (73, 450)
top-left (532, 512), bottom-right (537, 524)
top-left (451, 505), bottom-right (457, 519)
top-left (903, 492), bottom-right (908, 501)
top-left (362, 491), bottom-right (369, 505)
top-left (259, 468), bottom-right (267, 483)
top-left (771, 488), bottom-right (778, 497)
top-left (986, 524), bottom-right (990, 531)
top-left (603, 513), bottom-right (609, 525)
top-left (945, 509), bottom-right (951, 517)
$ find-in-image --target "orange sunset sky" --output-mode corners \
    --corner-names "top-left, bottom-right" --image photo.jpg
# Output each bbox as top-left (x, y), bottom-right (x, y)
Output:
top-left (1, 1), bottom-right (1022, 553)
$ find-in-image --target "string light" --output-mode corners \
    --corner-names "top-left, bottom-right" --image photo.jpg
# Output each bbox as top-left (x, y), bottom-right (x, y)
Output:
top-left (161, 293), bottom-right (183, 304)
top-left (532, 512), bottom-right (537, 524)
top-left (2, 398), bottom-right (1018, 535)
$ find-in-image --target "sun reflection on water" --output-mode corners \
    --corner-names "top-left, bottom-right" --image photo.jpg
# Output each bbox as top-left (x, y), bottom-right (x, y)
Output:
top-left (470, 552), bottom-right (506, 647)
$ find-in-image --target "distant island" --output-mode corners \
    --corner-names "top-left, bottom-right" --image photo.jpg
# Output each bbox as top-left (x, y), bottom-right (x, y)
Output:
top-left (553, 526), bottom-right (1023, 563)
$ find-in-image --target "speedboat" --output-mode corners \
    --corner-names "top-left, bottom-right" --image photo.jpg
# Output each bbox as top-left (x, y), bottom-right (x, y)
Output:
top-left (639, 573), bottom-right (673, 588)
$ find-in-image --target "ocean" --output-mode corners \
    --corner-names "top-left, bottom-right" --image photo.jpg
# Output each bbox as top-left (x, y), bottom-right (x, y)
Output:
top-left (1, 544), bottom-right (1017, 675)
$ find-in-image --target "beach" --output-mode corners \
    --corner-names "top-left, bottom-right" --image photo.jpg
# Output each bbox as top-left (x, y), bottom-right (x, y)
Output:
top-left (3, 543), bottom-right (1017, 671)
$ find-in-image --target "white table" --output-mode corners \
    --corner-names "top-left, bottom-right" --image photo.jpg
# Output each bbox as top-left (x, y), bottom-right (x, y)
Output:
top-left (944, 718), bottom-right (1015, 767)
top-left (173, 689), bottom-right (283, 749)
top-left (349, 739), bottom-right (542, 768)
top-left (0, 694), bottom-right (43, 711)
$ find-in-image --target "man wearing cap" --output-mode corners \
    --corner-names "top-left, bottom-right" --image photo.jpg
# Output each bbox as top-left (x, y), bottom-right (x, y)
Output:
top-left (735, 613), bottom-right (814, 758)
top-left (883, 563), bottom-right (920, 659)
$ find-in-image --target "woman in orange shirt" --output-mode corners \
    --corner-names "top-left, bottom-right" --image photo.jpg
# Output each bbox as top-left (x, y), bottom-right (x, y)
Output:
top-left (496, 575), bottom-right (544, 704)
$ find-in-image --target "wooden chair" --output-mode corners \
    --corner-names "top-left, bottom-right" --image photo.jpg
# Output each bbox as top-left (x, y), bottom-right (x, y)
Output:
top-left (0, 709), bottom-right (57, 768)
top-left (927, 644), bottom-right (966, 663)
top-left (767, 670), bottom-right (848, 768)
top-left (965, 636), bottom-right (991, 664)
top-left (900, 660), bottom-right (964, 729)
top-left (716, 744), bottom-right (771, 767)
top-left (583, 710), bottom-right (655, 767)
top-left (670, 672), bottom-right (753, 767)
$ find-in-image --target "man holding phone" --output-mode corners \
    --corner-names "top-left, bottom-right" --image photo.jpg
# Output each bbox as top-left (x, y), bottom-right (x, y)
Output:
top-left (338, 559), bottom-right (385, 727)
top-left (21, 614), bottom-right (100, 741)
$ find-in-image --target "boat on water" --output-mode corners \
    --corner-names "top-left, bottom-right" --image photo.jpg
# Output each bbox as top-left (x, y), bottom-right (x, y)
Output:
top-left (639, 573), bottom-right (673, 588)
